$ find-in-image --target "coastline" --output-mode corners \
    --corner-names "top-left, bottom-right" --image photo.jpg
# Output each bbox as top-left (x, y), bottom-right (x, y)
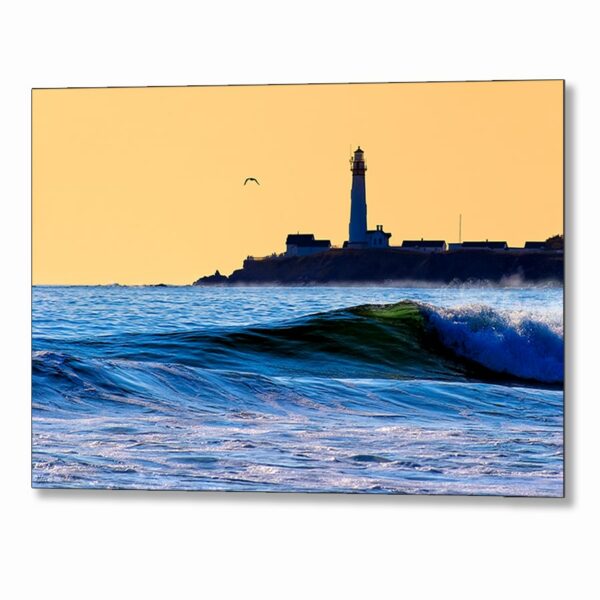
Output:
top-left (194, 248), bottom-right (564, 286)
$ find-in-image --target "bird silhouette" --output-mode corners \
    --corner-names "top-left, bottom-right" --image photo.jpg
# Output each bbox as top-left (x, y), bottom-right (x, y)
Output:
top-left (244, 177), bottom-right (260, 186)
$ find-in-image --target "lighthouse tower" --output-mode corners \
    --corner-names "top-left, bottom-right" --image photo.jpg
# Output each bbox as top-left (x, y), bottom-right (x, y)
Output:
top-left (348, 146), bottom-right (368, 246)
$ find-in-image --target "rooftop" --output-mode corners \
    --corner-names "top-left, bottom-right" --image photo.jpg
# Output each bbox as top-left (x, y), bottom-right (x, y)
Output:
top-left (286, 233), bottom-right (331, 247)
top-left (367, 229), bottom-right (392, 238)
top-left (402, 240), bottom-right (446, 248)
top-left (461, 241), bottom-right (507, 249)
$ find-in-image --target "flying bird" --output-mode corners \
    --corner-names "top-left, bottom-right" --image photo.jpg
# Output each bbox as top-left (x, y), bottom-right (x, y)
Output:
top-left (244, 177), bottom-right (260, 186)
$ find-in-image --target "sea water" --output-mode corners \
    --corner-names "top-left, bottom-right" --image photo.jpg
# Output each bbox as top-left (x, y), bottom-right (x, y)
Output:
top-left (32, 285), bottom-right (564, 495)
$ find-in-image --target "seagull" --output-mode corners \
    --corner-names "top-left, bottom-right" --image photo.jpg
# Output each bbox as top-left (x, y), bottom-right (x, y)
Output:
top-left (244, 177), bottom-right (260, 186)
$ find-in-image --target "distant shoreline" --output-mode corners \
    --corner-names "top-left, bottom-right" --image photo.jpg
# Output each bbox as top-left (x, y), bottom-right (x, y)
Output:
top-left (194, 248), bottom-right (564, 287)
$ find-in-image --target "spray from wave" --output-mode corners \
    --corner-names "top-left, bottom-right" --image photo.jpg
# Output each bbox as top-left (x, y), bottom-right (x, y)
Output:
top-left (420, 304), bottom-right (563, 384)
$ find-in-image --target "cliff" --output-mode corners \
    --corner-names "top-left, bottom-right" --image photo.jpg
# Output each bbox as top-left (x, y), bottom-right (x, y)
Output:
top-left (193, 248), bottom-right (564, 286)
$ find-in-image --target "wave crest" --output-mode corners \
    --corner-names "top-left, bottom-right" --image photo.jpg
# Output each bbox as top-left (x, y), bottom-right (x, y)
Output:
top-left (422, 304), bottom-right (563, 384)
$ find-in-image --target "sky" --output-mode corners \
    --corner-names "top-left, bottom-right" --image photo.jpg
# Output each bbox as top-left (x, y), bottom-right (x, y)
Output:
top-left (32, 80), bottom-right (563, 285)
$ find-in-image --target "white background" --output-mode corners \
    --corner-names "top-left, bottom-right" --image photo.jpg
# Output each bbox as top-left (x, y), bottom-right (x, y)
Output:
top-left (1, 1), bottom-right (597, 598)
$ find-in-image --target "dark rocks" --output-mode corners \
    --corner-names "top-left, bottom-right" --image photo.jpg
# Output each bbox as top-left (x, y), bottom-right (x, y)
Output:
top-left (193, 249), bottom-right (563, 286)
top-left (194, 269), bottom-right (229, 285)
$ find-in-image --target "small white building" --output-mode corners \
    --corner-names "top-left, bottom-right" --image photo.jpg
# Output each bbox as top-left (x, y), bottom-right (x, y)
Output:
top-left (366, 225), bottom-right (392, 248)
top-left (401, 239), bottom-right (447, 252)
top-left (285, 234), bottom-right (331, 257)
top-left (522, 241), bottom-right (547, 251)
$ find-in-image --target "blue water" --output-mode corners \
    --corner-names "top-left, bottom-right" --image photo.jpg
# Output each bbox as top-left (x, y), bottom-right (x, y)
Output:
top-left (32, 285), bottom-right (564, 495)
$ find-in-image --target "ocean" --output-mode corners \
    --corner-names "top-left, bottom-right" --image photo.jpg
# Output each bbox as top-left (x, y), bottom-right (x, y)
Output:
top-left (32, 285), bottom-right (564, 495)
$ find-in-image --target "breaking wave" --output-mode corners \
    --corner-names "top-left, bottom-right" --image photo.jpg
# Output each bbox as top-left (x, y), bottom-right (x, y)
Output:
top-left (34, 300), bottom-right (563, 386)
top-left (422, 304), bottom-right (563, 384)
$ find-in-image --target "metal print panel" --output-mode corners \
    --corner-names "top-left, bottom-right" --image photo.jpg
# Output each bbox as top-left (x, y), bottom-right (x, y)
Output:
top-left (32, 80), bottom-right (564, 495)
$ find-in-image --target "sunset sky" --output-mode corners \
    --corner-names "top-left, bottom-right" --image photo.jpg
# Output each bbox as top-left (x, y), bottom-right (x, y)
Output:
top-left (32, 80), bottom-right (563, 285)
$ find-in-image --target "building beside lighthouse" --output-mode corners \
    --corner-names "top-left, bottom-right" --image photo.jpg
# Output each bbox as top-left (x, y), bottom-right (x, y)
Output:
top-left (285, 233), bottom-right (331, 256)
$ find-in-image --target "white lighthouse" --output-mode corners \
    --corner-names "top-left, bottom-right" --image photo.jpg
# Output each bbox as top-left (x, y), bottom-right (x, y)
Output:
top-left (348, 146), bottom-right (368, 246)
top-left (345, 146), bottom-right (392, 249)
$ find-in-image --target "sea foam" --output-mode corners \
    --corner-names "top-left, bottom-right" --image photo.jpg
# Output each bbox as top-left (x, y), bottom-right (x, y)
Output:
top-left (424, 304), bottom-right (563, 384)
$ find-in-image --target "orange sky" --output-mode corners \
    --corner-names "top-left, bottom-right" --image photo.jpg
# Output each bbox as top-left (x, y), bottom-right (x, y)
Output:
top-left (32, 80), bottom-right (563, 285)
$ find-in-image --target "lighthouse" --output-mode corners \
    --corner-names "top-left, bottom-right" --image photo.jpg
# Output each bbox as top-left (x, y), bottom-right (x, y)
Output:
top-left (348, 146), bottom-right (368, 246)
